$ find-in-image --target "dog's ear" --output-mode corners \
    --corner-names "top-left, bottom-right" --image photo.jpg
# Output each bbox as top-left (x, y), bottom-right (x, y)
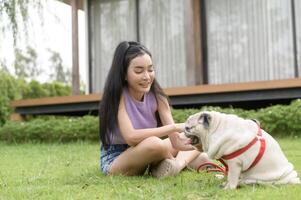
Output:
top-left (198, 113), bottom-right (211, 129)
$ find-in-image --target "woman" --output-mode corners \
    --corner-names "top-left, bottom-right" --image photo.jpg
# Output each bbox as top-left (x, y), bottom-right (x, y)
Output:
top-left (99, 41), bottom-right (210, 177)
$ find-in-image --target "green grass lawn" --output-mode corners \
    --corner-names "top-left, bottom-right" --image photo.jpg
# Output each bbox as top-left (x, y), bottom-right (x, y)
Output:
top-left (0, 138), bottom-right (300, 200)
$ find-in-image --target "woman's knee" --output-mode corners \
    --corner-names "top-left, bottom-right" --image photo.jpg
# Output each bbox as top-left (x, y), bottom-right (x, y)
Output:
top-left (140, 136), bottom-right (169, 157)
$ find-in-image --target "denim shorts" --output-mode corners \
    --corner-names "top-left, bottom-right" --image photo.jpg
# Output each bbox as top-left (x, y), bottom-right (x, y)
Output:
top-left (100, 144), bottom-right (129, 175)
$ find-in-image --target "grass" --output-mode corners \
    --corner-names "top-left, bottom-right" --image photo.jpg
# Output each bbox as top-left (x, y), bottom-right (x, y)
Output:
top-left (0, 138), bottom-right (300, 200)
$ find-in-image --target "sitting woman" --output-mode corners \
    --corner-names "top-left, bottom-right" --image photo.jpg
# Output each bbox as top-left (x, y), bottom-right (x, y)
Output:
top-left (99, 41), bottom-right (211, 177)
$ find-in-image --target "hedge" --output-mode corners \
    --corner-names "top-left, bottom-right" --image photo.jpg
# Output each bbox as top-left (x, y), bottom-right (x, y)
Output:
top-left (172, 99), bottom-right (301, 137)
top-left (0, 116), bottom-right (98, 143)
top-left (0, 99), bottom-right (300, 143)
top-left (0, 70), bottom-right (72, 126)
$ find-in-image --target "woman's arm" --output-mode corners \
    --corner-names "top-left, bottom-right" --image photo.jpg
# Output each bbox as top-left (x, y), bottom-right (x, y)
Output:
top-left (117, 95), bottom-right (182, 146)
top-left (156, 96), bottom-right (194, 151)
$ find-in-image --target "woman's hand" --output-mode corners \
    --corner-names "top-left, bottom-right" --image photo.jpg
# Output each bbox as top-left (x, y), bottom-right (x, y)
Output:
top-left (169, 131), bottom-right (195, 151)
top-left (174, 123), bottom-right (185, 132)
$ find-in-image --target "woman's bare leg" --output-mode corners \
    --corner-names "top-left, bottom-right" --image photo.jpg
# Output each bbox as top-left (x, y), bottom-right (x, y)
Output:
top-left (109, 134), bottom-right (211, 177)
top-left (152, 133), bottom-right (211, 177)
top-left (187, 152), bottom-right (210, 170)
top-left (174, 150), bottom-right (200, 169)
top-left (109, 136), bottom-right (173, 176)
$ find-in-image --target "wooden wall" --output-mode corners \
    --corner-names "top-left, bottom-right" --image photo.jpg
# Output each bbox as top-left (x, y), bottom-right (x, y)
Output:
top-left (296, 0), bottom-right (301, 77)
top-left (87, 0), bottom-right (300, 93)
top-left (205, 0), bottom-right (299, 84)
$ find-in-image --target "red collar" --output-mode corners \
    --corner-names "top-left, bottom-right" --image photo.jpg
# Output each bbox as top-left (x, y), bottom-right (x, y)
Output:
top-left (219, 123), bottom-right (266, 175)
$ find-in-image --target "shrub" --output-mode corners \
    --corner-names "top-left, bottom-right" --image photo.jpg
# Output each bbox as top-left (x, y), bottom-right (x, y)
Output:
top-left (0, 100), bottom-right (300, 143)
top-left (172, 99), bottom-right (301, 138)
top-left (254, 99), bottom-right (301, 137)
top-left (0, 69), bottom-right (72, 126)
top-left (0, 71), bottom-right (20, 126)
top-left (22, 80), bottom-right (72, 99)
top-left (43, 82), bottom-right (72, 97)
top-left (0, 116), bottom-right (99, 143)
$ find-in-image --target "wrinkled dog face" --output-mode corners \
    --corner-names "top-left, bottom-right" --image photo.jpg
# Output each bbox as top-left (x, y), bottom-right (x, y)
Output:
top-left (184, 112), bottom-right (212, 151)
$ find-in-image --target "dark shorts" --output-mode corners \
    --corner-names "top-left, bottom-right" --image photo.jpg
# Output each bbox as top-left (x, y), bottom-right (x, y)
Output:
top-left (100, 144), bottom-right (129, 175)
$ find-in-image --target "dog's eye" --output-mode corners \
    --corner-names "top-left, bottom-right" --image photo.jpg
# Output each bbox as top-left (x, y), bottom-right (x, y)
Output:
top-left (185, 126), bottom-right (191, 132)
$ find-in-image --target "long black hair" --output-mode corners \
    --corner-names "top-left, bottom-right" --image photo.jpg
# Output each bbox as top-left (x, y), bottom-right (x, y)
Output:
top-left (99, 41), bottom-right (168, 147)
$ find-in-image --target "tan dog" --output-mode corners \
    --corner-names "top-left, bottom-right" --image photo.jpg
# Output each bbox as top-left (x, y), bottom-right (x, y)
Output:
top-left (184, 111), bottom-right (300, 189)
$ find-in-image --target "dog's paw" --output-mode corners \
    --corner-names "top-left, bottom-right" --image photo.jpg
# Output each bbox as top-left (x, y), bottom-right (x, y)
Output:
top-left (223, 182), bottom-right (238, 190)
top-left (215, 174), bottom-right (225, 180)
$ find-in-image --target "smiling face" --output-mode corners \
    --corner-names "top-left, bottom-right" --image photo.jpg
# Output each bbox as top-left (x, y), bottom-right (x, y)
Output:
top-left (126, 53), bottom-right (155, 101)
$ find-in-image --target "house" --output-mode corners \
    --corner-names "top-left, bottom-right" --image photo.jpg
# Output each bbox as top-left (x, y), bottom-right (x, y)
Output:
top-left (84, 0), bottom-right (301, 92)
top-left (11, 0), bottom-right (301, 118)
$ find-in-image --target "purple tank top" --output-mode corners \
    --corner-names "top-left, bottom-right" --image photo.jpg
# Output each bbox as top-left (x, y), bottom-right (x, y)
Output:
top-left (110, 87), bottom-right (158, 144)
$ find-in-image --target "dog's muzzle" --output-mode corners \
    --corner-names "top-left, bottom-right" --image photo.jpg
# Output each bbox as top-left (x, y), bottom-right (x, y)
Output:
top-left (185, 132), bottom-right (200, 145)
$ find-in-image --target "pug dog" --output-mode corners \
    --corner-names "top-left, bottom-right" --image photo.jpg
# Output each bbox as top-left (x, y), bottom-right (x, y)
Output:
top-left (184, 111), bottom-right (300, 189)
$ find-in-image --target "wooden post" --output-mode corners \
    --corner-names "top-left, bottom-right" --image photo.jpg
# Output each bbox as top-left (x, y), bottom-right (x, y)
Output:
top-left (71, 0), bottom-right (80, 95)
top-left (184, 0), bottom-right (203, 86)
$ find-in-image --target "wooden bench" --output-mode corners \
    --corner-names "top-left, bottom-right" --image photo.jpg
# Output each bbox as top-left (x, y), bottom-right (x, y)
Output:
top-left (10, 78), bottom-right (301, 120)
